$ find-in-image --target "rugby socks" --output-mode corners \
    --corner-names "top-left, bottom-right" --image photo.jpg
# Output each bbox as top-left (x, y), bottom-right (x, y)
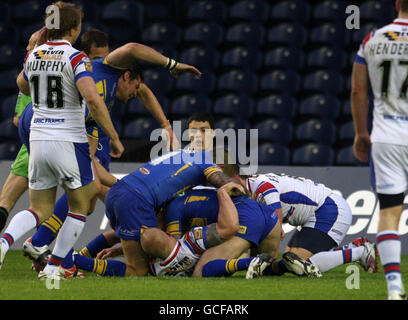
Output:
top-left (0, 207), bottom-right (9, 232)
top-left (32, 194), bottom-right (68, 247)
top-left (74, 253), bottom-right (126, 277)
top-left (79, 233), bottom-right (111, 258)
top-left (262, 258), bottom-right (288, 276)
top-left (376, 230), bottom-right (405, 294)
top-left (308, 247), bottom-right (364, 273)
top-left (0, 209), bottom-right (39, 255)
top-left (45, 212), bottom-right (86, 269)
top-left (202, 258), bottom-right (254, 277)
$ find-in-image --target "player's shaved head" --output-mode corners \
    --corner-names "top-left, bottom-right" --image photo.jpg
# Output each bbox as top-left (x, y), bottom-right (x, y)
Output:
top-left (80, 29), bottom-right (109, 59)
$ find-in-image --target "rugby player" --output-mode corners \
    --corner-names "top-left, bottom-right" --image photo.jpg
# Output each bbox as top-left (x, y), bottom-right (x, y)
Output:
top-left (351, 0), bottom-right (408, 300)
top-left (0, 2), bottom-right (124, 279)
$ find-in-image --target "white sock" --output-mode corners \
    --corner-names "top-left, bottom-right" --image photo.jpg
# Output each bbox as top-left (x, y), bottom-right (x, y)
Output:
top-left (46, 212), bottom-right (86, 270)
top-left (309, 247), bottom-right (364, 273)
top-left (376, 230), bottom-right (404, 293)
top-left (0, 209), bottom-right (39, 255)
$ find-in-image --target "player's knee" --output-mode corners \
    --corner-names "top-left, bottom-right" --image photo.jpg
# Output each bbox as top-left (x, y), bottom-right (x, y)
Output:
top-left (140, 228), bottom-right (162, 253)
top-left (125, 263), bottom-right (148, 277)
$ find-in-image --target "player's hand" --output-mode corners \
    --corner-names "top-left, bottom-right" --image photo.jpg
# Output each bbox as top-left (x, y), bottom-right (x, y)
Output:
top-left (36, 27), bottom-right (47, 47)
top-left (170, 63), bottom-right (202, 79)
top-left (96, 247), bottom-right (122, 260)
top-left (110, 138), bottom-right (125, 158)
top-left (280, 228), bottom-right (285, 240)
top-left (161, 126), bottom-right (180, 151)
top-left (219, 182), bottom-right (247, 197)
top-left (353, 133), bottom-right (371, 162)
top-left (12, 115), bottom-right (20, 127)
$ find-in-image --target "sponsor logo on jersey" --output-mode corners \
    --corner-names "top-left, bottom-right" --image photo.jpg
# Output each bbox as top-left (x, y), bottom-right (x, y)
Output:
top-left (34, 49), bottom-right (64, 60)
top-left (383, 31), bottom-right (408, 42)
top-left (237, 225), bottom-right (247, 235)
top-left (85, 61), bottom-right (93, 72)
top-left (33, 118), bottom-right (65, 124)
top-left (139, 167), bottom-right (150, 175)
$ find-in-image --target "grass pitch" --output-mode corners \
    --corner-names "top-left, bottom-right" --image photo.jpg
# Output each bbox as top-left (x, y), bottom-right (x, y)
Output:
top-left (0, 251), bottom-right (406, 300)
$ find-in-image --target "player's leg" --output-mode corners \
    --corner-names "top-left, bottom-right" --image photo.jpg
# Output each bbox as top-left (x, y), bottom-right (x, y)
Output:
top-left (79, 230), bottom-right (120, 258)
top-left (121, 238), bottom-right (150, 276)
top-left (140, 227), bottom-right (178, 259)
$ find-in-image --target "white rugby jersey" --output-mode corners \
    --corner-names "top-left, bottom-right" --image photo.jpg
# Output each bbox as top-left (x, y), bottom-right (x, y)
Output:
top-left (246, 173), bottom-right (333, 226)
top-left (23, 40), bottom-right (92, 143)
top-left (356, 18), bottom-right (408, 145)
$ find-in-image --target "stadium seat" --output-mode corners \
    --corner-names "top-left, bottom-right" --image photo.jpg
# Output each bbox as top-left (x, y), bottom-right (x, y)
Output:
top-left (260, 70), bottom-right (301, 94)
top-left (0, 3), bottom-right (11, 25)
top-left (256, 95), bottom-right (297, 119)
top-left (71, 0), bottom-right (99, 23)
top-left (0, 45), bottom-right (23, 70)
top-left (12, 0), bottom-right (44, 23)
top-left (342, 99), bottom-right (351, 117)
top-left (312, 0), bottom-right (348, 22)
top-left (221, 47), bottom-right (263, 70)
top-left (150, 45), bottom-right (178, 62)
top-left (142, 23), bottom-right (182, 45)
top-left (360, 0), bottom-right (395, 23)
top-left (0, 23), bottom-right (18, 46)
top-left (351, 23), bottom-right (377, 46)
top-left (295, 119), bottom-right (337, 145)
top-left (19, 22), bottom-right (43, 46)
top-left (254, 119), bottom-right (293, 145)
top-left (310, 23), bottom-right (348, 47)
top-left (303, 71), bottom-right (344, 95)
top-left (307, 47), bottom-right (347, 70)
top-left (264, 47), bottom-right (304, 70)
top-left (100, 1), bottom-right (144, 30)
top-left (225, 23), bottom-right (265, 47)
top-left (338, 121), bottom-right (355, 141)
top-left (180, 47), bottom-right (220, 70)
top-left (122, 118), bottom-right (159, 140)
top-left (266, 23), bottom-right (307, 47)
top-left (270, 0), bottom-right (310, 23)
top-left (217, 70), bottom-right (258, 94)
top-left (144, 3), bottom-right (171, 21)
top-left (1, 95), bottom-right (18, 120)
top-left (175, 72), bottom-right (216, 94)
top-left (298, 95), bottom-right (341, 120)
top-left (336, 145), bottom-right (360, 166)
top-left (0, 69), bottom-right (20, 92)
top-left (0, 119), bottom-right (18, 140)
top-left (229, 0), bottom-right (270, 23)
top-left (186, 1), bottom-right (227, 23)
top-left (258, 143), bottom-right (290, 165)
top-left (184, 22), bottom-right (224, 47)
top-left (213, 94), bottom-right (254, 119)
top-left (171, 94), bottom-right (211, 117)
top-left (0, 142), bottom-right (19, 160)
top-left (127, 95), bottom-right (169, 117)
top-left (214, 118), bottom-right (249, 131)
top-left (292, 143), bottom-right (335, 166)
top-left (143, 68), bottom-right (173, 94)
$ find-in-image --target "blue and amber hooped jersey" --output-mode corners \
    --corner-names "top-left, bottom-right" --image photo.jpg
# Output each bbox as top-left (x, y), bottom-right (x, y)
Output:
top-left (121, 150), bottom-right (222, 208)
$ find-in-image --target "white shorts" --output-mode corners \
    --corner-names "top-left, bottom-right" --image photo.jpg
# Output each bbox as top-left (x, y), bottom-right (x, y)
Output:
top-left (29, 140), bottom-right (94, 190)
top-left (370, 142), bottom-right (408, 194)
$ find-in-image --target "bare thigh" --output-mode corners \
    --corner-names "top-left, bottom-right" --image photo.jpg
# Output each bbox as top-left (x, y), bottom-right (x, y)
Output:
top-left (257, 221), bottom-right (281, 258)
top-left (63, 181), bottom-right (96, 216)
top-left (121, 238), bottom-right (150, 276)
top-left (0, 173), bottom-right (28, 212)
top-left (29, 187), bottom-right (57, 223)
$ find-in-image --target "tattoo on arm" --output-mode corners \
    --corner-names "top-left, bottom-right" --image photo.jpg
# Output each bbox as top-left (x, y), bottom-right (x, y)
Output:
top-left (206, 223), bottom-right (223, 248)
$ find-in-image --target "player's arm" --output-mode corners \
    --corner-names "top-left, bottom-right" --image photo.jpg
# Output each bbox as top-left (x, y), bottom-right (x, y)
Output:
top-left (16, 70), bottom-right (30, 96)
top-left (104, 42), bottom-right (201, 78)
top-left (350, 61), bottom-right (370, 162)
top-left (137, 83), bottom-right (179, 150)
top-left (76, 76), bottom-right (124, 158)
top-left (93, 159), bottom-right (118, 188)
top-left (206, 170), bottom-right (248, 197)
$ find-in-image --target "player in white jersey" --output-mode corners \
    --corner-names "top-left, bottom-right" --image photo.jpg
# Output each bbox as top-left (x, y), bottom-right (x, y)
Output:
top-left (352, 0), bottom-right (408, 300)
top-left (0, 2), bottom-right (123, 280)
top-left (224, 166), bottom-right (378, 278)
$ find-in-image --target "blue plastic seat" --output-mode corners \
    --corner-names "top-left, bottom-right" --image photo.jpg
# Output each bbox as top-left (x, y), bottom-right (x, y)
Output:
top-left (225, 23), bottom-right (265, 47)
top-left (19, 22), bottom-right (43, 46)
top-left (0, 22), bottom-right (17, 46)
top-left (258, 143), bottom-right (290, 165)
top-left (180, 47), bottom-right (220, 70)
top-left (295, 119), bottom-right (337, 145)
top-left (0, 3), bottom-right (11, 25)
top-left (0, 46), bottom-right (23, 70)
top-left (144, 3), bottom-right (171, 21)
top-left (298, 95), bottom-right (341, 120)
top-left (260, 70), bottom-right (301, 94)
top-left (266, 23), bottom-right (307, 47)
top-left (0, 142), bottom-right (19, 160)
top-left (312, 0), bottom-right (348, 22)
top-left (338, 121), bottom-right (355, 141)
top-left (336, 146), bottom-right (359, 166)
top-left (123, 118), bottom-right (159, 140)
top-left (270, 0), bottom-right (310, 23)
top-left (310, 23), bottom-right (348, 47)
top-left (175, 72), bottom-right (216, 94)
top-left (307, 47), bottom-right (347, 70)
top-left (101, 1), bottom-right (143, 30)
top-left (217, 70), bottom-right (258, 94)
top-left (360, 1), bottom-right (394, 23)
top-left (256, 95), bottom-right (297, 119)
top-left (351, 23), bottom-right (377, 45)
top-left (222, 47), bottom-right (262, 70)
top-left (71, 0), bottom-right (99, 23)
top-left (186, 1), bottom-right (227, 23)
top-left (0, 69), bottom-right (20, 91)
top-left (342, 99), bottom-right (351, 117)
top-left (0, 119), bottom-right (18, 140)
top-left (214, 118), bottom-right (249, 131)
top-left (150, 45), bottom-right (178, 61)
top-left (184, 22), bottom-right (224, 47)
top-left (254, 119), bottom-right (293, 145)
top-left (127, 95), bottom-right (169, 117)
top-left (143, 68), bottom-right (173, 94)
top-left (292, 143), bottom-right (335, 166)
top-left (229, 0), bottom-right (270, 23)
top-left (213, 94), bottom-right (254, 119)
top-left (12, 0), bottom-right (44, 22)
top-left (264, 47), bottom-right (304, 70)
top-left (142, 23), bottom-right (182, 45)
top-left (303, 71), bottom-right (344, 95)
top-left (171, 94), bottom-right (211, 116)
top-left (1, 95), bottom-right (18, 119)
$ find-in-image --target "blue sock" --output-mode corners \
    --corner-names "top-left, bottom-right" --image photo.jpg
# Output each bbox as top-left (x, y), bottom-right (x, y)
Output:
top-left (32, 194), bottom-right (69, 247)
top-left (79, 233), bottom-right (110, 258)
top-left (61, 248), bottom-right (74, 269)
top-left (202, 258), bottom-right (254, 277)
top-left (74, 254), bottom-right (127, 277)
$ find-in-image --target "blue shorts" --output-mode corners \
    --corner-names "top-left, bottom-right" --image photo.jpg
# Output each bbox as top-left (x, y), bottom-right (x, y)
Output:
top-left (105, 180), bottom-right (158, 242)
top-left (235, 200), bottom-right (279, 246)
top-left (95, 136), bottom-right (111, 171)
top-left (18, 103), bottom-right (32, 153)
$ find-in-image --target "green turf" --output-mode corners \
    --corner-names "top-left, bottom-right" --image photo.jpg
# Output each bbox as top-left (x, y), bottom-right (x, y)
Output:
top-left (0, 251), bottom-right (406, 300)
